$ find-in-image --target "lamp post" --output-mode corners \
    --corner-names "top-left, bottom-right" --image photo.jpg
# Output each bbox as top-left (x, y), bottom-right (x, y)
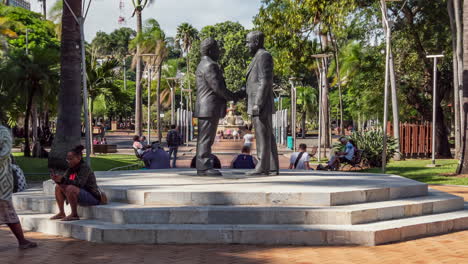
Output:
top-left (166, 76), bottom-right (181, 126)
top-left (289, 78), bottom-right (300, 152)
top-left (63, 0), bottom-right (93, 165)
top-left (380, 0), bottom-right (403, 172)
top-left (426, 54), bottom-right (444, 167)
top-left (312, 53), bottom-right (333, 162)
top-left (182, 88), bottom-right (193, 144)
top-left (145, 66), bottom-right (153, 143)
top-left (25, 28), bottom-right (33, 55)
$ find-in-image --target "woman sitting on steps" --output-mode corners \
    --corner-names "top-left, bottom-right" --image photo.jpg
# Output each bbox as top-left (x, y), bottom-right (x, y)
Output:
top-left (50, 145), bottom-right (105, 221)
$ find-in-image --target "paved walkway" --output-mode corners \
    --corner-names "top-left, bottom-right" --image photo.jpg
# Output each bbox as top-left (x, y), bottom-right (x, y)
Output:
top-left (1, 185), bottom-right (468, 264)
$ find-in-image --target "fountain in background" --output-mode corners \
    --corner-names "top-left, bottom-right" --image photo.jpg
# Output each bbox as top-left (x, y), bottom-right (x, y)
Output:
top-left (218, 102), bottom-right (246, 132)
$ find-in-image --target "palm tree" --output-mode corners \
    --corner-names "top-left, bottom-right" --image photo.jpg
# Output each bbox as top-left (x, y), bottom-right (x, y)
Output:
top-left (456, 0), bottom-right (468, 173)
top-left (131, 18), bottom-right (168, 141)
top-left (296, 86), bottom-right (318, 139)
top-left (0, 48), bottom-right (59, 157)
top-left (131, 0), bottom-right (155, 136)
top-left (48, 0), bottom-right (62, 37)
top-left (49, 0), bottom-right (83, 170)
top-left (86, 51), bottom-right (120, 154)
top-left (175, 23), bottom-right (198, 110)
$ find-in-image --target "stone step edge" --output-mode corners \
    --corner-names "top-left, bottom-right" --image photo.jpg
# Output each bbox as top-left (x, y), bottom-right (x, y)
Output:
top-left (17, 208), bottom-right (468, 246)
top-left (13, 191), bottom-right (464, 225)
top-left (41, 180), bottom-right (428, 206)
top-left (14, 189), bottom-right (460, 212)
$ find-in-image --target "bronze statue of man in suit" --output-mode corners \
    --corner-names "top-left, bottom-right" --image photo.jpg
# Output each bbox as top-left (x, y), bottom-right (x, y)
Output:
top-left (194, 38), bottom-right (236, 176)
top-left (244, 31), bottom-right (279, 176)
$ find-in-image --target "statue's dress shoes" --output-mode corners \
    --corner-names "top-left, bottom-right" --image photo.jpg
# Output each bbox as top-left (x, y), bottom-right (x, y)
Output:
top-left (245, 170), bottom-right (269, 176)
top-left (197, 169), bottom-right (223, 176)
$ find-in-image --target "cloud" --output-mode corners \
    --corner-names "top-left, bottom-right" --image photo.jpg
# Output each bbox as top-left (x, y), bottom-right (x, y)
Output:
top-left (30, 0), bottom-right (262, 40)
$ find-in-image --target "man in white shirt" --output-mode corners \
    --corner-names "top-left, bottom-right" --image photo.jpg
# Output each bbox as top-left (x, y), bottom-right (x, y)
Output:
top-left (243, 133), bottom-right (254, 148)
top-left (289, 144), bottom-right (311, 170)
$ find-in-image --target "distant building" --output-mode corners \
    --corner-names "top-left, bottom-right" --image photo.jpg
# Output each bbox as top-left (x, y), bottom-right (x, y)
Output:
top-left (4, 0), bottom-right (31, 10)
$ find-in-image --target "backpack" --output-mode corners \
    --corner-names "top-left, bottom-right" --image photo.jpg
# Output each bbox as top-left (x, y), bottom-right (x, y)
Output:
top-left (12, 164), bottom-right (27, 193)
top-left (167, 130), bottom-right (181, 147)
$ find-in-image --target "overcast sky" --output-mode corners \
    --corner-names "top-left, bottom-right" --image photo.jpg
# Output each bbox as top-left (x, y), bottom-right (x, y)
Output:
top-left (30, 0), bottom-right (263, 40)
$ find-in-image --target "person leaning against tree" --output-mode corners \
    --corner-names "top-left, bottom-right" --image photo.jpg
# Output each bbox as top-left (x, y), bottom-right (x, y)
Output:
top-left (0, 124), bottom-right (37, 249)
top-left (50, 145), bottom-right (104, 221)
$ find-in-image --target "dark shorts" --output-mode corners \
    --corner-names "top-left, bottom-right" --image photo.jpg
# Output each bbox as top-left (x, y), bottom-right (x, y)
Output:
top-left (78, 189), bottom-right (100, 206)
top-left (339, 157), bottom-right (352, 164)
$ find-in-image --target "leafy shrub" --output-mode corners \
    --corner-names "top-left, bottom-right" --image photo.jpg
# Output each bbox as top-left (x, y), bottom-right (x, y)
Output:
top-left (333, 130), bottom-right (399, 168)
top-left (349, 129), bottom-right (398, 167)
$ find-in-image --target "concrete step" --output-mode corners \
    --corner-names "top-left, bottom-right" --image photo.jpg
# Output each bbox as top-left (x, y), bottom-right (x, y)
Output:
top-left (13, 189), bottom-right (464, 225)
top-left (17, 206), bottom-right (468, 246)
top-left (41, 171), bottom-right (429, 206)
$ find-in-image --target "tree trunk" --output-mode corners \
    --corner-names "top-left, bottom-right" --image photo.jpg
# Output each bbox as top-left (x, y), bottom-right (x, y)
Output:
top-left (134, 8), bottom-right (143, 136)
top-left (89, 97), bottom-right (94, 155)
top-left (449, 0), bottom-right (461, 158)
top-left (456, 0), bottom-right (468, 174)
top-left (301, 111), bottom-right (306, 139)
top-left (157, 63), bottom-right (162, 142)
top-left (320, 56), bottom-right (330, 148)
top-left (23, 89), bottom-right (35, 157)
top-left (42, 0), bottom-right (47, 19)
top-left (48, 0), bottom-right (83, 171)
top-left (330, 33), bottom-right (344, 136)
top-left (454, 0), bottom-right (464, 136)
top-left (31, 99), bottom-right (41, 158)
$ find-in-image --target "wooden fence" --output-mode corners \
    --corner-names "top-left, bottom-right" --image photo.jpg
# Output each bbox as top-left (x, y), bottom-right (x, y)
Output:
top-left (387, 122), bottom-right (432, 158)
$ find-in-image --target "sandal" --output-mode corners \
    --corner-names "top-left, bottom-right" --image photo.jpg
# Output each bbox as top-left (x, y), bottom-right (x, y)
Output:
top-left (49, 214), bottom-right (66, 220)
top-left (61, 215), bottom-right (80, 222)
top-left (19, 241), bottom-right (38, 250)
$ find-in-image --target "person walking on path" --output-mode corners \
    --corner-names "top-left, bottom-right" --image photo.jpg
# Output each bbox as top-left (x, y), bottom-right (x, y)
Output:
top-left (50, 145), bottom-right (103, 221)
top-left (166, 125), bottom-right (182, 168)
top-left (0, 125), bottom-right (37, 249)
top-left (289, 144), bottom-right (311, 170)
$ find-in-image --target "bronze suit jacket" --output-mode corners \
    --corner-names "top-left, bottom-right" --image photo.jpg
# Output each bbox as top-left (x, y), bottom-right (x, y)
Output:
top-left (246, 49), bottom-right (275, 116)
top-left (194, 56), bottom-right (234, 118)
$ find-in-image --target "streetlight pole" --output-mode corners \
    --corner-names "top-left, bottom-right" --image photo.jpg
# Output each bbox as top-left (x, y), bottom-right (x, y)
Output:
top-left (25, 28), bottom-right (31, 55)
top-left (427, 54), bottom-right (444, 167)
top-left (147, 66), bottom-right (152, 143)
top-left (289, 78), bottom-right (299, 152)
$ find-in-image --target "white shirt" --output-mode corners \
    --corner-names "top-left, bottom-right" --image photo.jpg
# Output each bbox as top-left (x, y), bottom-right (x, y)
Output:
top-left (290, 151), bottom-right (310, 169)
top-left (243, 134), bottom-right (254, 144)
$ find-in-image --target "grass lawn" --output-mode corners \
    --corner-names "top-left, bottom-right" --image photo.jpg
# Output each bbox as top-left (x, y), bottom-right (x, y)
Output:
top-left (12, 153), bottom-right (139, 182)
top-left (364, 159), bottom-right (466, 185)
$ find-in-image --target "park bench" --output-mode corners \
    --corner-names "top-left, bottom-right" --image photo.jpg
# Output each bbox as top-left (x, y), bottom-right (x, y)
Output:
top-left (93, 144), bottom-right (117, 154)
top-left (340, 149), bottom-right (364, 171)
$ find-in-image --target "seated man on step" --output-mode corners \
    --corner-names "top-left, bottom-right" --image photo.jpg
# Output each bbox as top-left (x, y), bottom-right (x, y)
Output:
top-left (50, 145), bottom-right (104, 221)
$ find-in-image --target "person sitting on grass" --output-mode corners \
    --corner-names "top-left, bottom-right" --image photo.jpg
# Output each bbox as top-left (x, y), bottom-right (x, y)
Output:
top-left (50, 145), bottom-right (103, 221)
top-left (326, 137), bottom-right (355, 170)
top-left (231, 146), bottom-right (258, 169)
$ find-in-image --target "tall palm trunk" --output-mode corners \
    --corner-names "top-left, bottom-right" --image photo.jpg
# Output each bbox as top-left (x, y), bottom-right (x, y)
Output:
top-left (23, 88), bottom-right (35, 157)
top-left (456, 0), bottom-right (468, 174)
top-left (449, 0), bottom-right (461, 158)
top-left (48, 0), bottom-right (83, 171)
top-left (134, 9), bottom-right (143, 136)
top-left (42, 0), bottom-right (47, 19)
